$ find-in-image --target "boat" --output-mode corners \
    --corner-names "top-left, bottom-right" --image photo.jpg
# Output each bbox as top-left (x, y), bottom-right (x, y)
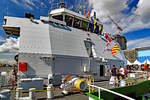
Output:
top-left (1, 2), bottom-right (141, 100)
top-left (2, 2), bottom-right (126, 83)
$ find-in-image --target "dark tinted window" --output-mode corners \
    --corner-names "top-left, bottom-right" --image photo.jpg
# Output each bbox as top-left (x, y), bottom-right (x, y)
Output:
top-left (73, 18), bottom-right (81, 29)
top-left (52, 15), bottom-right (63, 21)
top-left (65, 15), bottom-right (73, 27)
top-left (81, 21), bottom-right (88, 31)
top-left (88, 23), bottom-right (92, 32)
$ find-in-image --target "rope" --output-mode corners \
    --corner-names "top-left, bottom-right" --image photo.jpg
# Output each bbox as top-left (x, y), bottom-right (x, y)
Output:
top-left (10, 88), bottom-right (77, 93)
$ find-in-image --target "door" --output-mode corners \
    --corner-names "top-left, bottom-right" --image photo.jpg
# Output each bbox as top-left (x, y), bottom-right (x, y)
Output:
top-left (100, 65), bottom-right (105, 76)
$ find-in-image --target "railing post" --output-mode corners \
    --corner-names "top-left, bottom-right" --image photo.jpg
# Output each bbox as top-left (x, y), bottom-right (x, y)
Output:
top-left (89, 85), bottom-right (91, 93)
top-left (47, 84), bottom-right (54, 99)
top-left (29, 88), bottom-right (36, 100)
top-left (88, 84), bottom-right (135, 100)
top-left (16, 87), bottom-right (23, 100)
top-left (98, 88), bottom-right (100, 99)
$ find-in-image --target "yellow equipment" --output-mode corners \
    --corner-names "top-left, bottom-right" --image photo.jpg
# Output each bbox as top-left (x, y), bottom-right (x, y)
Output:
top-left (86, 75), bottom-right (95, 91)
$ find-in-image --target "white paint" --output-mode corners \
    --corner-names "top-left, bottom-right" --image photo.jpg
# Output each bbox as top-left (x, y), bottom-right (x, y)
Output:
top-left (120, 80), bottom-right (126, 87)
top-left (47, 84), bottom-right (54, 99)
top-left (88, 84), bottom-right (135, 100)
top-left (89, 96), bottom-right (96, 100)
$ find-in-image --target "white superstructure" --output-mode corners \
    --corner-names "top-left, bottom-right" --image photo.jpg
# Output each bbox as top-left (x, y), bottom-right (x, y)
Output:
top-left (3, 3), bottom-right (126, 83)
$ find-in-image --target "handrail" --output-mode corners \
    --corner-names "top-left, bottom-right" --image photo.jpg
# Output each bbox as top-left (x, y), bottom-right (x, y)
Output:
top-left (88, 84), bottom-right (135, 100)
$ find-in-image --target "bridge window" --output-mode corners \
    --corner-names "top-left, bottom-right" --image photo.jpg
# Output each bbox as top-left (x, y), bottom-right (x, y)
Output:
top-left (65, 15), bottom-right (73, 27)
top-left (52, 15), bottom-right (63, 21)
top-left (88, 23), bottom-right (92, 32)
top-left (81, 21), bottom-right (89, 31)
top-left (73, 18), bottom-right (81, 29)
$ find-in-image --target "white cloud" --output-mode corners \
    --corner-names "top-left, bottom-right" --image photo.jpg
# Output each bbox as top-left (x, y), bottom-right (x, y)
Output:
top-left (0, 37), bottom-right (5, 42)
top-left (89, 0), bottom-right (128, 22)
top-left (0, 37), bottom-right (19, 53)
top-left (89, 0), bottom-right (150, 49)
top-left (135, 0), bottom-right (150, 23)
top-left (127, 36), bottom-right (150, 48)
top-left (89, 0), bottom-right (128, 34)
top-left (89, 0), bottom-right (150, 34)
top-left (10, 0), bottom-right (19, 5)
top-left (10, 0), bottom-right (38, 10)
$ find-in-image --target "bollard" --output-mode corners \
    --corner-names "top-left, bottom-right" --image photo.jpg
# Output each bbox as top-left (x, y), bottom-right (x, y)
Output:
top-left (47, 84), bottom-right (54, 99)
top-left (62, 89), bottom-right (69, 95)
top-left (1, 72), bottom-right (7, 86)
top-left (0, 94), bottom-right (6, 99)
top-left (120, 80), bottom-right (126, 87)
top-left (0, 89), bottom-right (11, 100)
top-left (29, 88), bottom-right (36, 100)
top-left (16, 88), bottom-right (23, 100)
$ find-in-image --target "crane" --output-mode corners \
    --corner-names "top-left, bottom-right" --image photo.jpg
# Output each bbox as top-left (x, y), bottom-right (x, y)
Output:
top-left (108, 16), bottom-right (123, 35)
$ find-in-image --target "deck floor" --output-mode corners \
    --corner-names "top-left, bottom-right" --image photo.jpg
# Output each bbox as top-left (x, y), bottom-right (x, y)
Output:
top-left (1, 81), bottom-right (110, 100)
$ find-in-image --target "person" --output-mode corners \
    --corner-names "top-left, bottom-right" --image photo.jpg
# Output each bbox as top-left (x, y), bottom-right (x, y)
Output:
top-left (109, 65), bottom-right (118, 87)
top-left (86, 11), bottom-right (90, 18)
top-left (134, 66), bottom-right (137, 71)
top-left (11, 64), bottom-right (18, 87)
top-left (124, 68), bottom-right (128, 78)
top-left (144, 64), bottom-right (147, 71)
top-left (119, 66), bottom-right (125, 79)
top-left (126, 65), bottom-right (129, 70)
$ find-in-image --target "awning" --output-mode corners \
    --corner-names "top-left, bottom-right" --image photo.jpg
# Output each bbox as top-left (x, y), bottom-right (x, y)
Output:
top-left (142, 59), bottom-right (150, 64)
top-left (127, 60), bottom-right (132, 65)
top-left (133, 60), bottom-right (141, 65)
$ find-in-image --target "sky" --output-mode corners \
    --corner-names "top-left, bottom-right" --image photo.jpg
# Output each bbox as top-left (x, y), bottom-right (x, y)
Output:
top-left (0, 0), bottom-right (150, 59)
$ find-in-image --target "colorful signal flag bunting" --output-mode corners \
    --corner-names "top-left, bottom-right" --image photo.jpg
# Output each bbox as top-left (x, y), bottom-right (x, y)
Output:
top-left (111, 44), bottom-right (120, 55)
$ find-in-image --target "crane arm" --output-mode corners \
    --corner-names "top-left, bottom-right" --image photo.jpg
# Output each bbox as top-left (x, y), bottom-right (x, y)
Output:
top-left (108, 16), bottom-right (123, 32)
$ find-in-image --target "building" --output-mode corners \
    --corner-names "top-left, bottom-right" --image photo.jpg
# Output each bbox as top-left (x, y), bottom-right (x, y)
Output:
top-left (123, 46), bottom-right (150, 63)
top-left (123, 48), bottom-right (137, 63)
top-left (113, 34), bottom-right (127, 50)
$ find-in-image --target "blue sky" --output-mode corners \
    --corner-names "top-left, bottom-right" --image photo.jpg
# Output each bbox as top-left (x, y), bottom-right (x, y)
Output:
top-left (138, 50), bottom-right (150, 57)
top-left (0, 0), bottom-right (150, 58)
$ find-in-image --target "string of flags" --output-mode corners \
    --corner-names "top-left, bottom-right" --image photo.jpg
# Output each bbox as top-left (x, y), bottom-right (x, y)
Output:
top-left (83, 8), bottom-right (120, 55)
top-left (103, 33), bottom-right (120, 55)
top-left (99, 25), bottom-right (102, 40)
top-left (104, 33), bottom-right (112, 52)
top-left (90, 17), bottom-right (103, 40)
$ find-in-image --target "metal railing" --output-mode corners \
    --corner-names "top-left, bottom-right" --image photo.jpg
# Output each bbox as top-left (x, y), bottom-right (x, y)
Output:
top-left (88, 84), bottom-right (135, 100)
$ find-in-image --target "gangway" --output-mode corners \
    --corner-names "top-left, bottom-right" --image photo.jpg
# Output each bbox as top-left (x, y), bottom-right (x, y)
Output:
top-left (88, 84), bottom-right (135, 100)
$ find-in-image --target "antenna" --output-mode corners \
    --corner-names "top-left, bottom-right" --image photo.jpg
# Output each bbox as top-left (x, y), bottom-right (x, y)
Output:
top-left (6, 1), bottom-right (8, 16)
top-left (59, 2), bottom-right (66, 8)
